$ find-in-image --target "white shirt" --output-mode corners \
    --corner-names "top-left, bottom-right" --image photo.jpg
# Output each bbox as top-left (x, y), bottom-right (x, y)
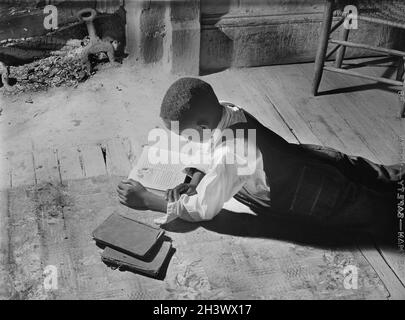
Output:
top-left (158, 102), bottom-right (270, 224)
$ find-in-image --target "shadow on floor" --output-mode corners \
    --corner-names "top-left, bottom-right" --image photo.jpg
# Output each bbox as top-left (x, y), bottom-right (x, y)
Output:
top-left (317, 83), bottom-right (399, 96)
top-left (318, 57), bottom-right (401, 96)
top-left (101, 246), bottom-right (176, 281)
top-left (163, 208), bottom-right (397, 250)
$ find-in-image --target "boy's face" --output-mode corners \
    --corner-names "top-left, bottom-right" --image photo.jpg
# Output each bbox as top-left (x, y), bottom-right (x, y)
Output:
top-left (162, 118), bottom-right (212, 143)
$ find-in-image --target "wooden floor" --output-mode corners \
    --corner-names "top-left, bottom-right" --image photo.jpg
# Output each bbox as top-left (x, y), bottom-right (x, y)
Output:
top-left (0, 59), bottom-right (404, 299)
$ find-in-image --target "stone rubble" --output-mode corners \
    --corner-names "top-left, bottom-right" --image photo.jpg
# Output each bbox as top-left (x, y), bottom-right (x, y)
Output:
top-left (3, 37), bottom-right (111, 95)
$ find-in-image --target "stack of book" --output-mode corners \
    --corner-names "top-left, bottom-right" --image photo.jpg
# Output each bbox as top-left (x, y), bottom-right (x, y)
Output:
top-left (93, 213), bottom-right (173, 279)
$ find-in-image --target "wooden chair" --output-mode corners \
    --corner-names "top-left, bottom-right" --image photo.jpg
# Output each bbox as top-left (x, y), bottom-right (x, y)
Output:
top-left (312, 0), bottom-right (405, 117)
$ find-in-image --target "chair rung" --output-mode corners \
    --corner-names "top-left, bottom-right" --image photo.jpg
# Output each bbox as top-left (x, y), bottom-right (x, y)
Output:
top-left (329, 39), bottom-right (405, 57)
top-left (340, 12), bottom-right (405, 30)
top-left (357, 15), bottom-right (405, 30)
top-left (323, 66), bottom-right (403, 86)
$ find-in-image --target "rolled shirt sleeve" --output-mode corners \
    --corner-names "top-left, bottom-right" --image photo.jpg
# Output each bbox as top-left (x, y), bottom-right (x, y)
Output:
top-left (155, 143), bottom-right (253, 224)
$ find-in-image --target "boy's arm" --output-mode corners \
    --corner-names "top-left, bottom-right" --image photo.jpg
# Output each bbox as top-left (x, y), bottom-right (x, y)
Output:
top-left (118, 143), bottom-right (254, 223)
top-left (117, 179), bottom-right (168, 213)
top-left (189, 169), bottom-right (205, 187)
top-left (117, 160), bottom-right (246, 222)
top-left (166, 169), bottom-right (206, 202)
top-left (166, 150), bottom-right (251, 222)
top-left (117, 168), bottom-right (206, 214)
top-left (144, 191), bottom-right (168, 213)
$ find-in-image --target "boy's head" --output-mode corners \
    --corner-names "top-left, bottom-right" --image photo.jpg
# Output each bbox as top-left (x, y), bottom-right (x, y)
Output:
top-left (160, 77), bottom-right (223, 140)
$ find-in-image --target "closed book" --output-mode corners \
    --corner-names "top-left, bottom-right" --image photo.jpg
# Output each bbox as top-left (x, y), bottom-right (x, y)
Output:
top-left (92, 213), bottom-right (164, 260)
top-left (101, 241), bottom-right (172, 277)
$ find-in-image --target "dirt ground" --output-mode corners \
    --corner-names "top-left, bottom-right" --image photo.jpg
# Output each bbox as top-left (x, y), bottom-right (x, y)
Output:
top-left (0, 61), bottom-right (178, 158)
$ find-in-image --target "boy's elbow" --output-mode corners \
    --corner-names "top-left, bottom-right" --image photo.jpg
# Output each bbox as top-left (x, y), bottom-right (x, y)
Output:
top-left (182, 207), bottom-right (219, 222)
top-left (197, 204), bottom-right (221, 221)
top-left (177, 207), bottom-right (216, 222)
top-left (182, 196), bottom-right (222, 222)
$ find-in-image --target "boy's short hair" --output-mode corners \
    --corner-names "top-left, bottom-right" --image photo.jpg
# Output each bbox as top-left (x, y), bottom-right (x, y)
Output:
top-left (160, 77), bottom-right (219, 121)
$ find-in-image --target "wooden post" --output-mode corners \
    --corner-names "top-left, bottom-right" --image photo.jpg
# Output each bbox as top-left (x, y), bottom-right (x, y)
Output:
top-left (169, 0), bottom-right (201, 75)
top-left (312, 0), bottom-right (334, 96)
top-left (335, 28), bottom-right (350, 68)
top-left (124, 0), bottom-right (143, 60)
top-left (124, 0), bottom-right (200, 75)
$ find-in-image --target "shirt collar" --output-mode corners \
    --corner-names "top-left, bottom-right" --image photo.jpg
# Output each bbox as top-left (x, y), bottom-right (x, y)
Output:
top-left (206, 102), bottom-right (247, 151)
top-left (216, 101), bottom-right (247, 131)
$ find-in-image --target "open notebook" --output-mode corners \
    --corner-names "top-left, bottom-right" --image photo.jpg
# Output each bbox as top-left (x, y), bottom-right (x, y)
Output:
top-left (128, 145), bottom-right (189, 191)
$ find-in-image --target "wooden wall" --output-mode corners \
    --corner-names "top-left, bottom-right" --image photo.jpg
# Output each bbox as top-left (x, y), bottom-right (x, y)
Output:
top-left (2, 0), bottom-right (404, 75)
top-left (200, 0), bottom-right (405, 74)
top-left (0, 1), bottom-right (123, 42)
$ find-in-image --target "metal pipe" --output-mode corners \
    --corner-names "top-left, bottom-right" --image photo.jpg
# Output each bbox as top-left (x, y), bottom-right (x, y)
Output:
top-left (77, 8), bottom-right (98, 41)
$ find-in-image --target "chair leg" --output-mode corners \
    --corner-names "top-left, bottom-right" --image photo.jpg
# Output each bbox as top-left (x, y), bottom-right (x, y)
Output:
top-left (312, 0), bottom-right (335, 96)
top-left (335, 28), bottom-right (350, 68)
top-left (397, 57), bottom-right (404, 81)
top-left (401, 81), bottom-right (405, 118)
top-left (399, 58), bottom-right (405, 118)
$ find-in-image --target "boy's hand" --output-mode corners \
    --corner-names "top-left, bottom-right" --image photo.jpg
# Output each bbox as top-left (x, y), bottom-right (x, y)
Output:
top-left (165, 183), bottom-right (197, 202)
top-left (117, 179), bottom-right (149, 210)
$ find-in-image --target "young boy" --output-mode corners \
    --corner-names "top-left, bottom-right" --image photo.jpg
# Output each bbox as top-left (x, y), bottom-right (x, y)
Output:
top-left (117, 77), bottom-right (403, 229)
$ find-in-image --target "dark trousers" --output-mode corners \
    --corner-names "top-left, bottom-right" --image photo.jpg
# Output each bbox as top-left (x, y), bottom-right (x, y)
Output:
top-left (299, 144), bottom-right (404, 194)
top-left (235, 144), bottom-right (403, 231)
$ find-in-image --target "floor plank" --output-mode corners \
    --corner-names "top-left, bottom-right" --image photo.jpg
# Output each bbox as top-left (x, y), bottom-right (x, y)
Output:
top-left (7, 186), bottom-right (45, 299)
top-left (120, 136), bottom-right (139, 169)
top-left (0, 190), bottom-right (10, 299)
top-left (104, 138), bottom-right (132, 177)
top-left (0, 154), bottom-right (11, 191)
top-left (245, 67), bottom-right (322, 145)
top-left (32, 146), bottom-right (61, 186)
top-left (77, 144), bottom-right (107, 178)
top-left (315, 64), bottom-right (400, 163)
top-left (9, 150), bottom-right (36, 188)
top-left (360, 244), bottom-right (405, 300)
top-left (57, 145), bottom-right (85, 182)
top-left (205, 69), bottom-right (298, 144)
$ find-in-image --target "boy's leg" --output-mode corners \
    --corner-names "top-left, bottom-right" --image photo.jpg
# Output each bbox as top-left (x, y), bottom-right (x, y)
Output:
top-left (300, 144), bottom-right (404, 193)
top-left (338, 155), bottom-right (403, 193)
